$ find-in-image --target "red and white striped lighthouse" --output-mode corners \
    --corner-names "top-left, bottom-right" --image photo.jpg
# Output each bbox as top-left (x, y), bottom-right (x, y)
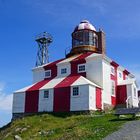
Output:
top-left (12, 20), bottom-right (139, 118)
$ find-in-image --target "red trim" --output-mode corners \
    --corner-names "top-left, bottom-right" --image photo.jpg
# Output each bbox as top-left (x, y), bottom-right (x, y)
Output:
top-left (43, 59), bottom-right (64, 79)
top-left (123, 70), bottom-right (130, 75)
top-left (110, 61), bottom-right (119, 67)
top-left (123, 70), bottom-right (130, 80)
top-left (26, 79), bottom-right (52, 91)
top-left (138, 90), bottom-right (140, 97)
top-left (116, 85), bottom-right (127, 104)
top-left (43, 59), bottom-right (64, 70)
top-left (111, 96), bottom-right (116, 106)
top-left (55, 75), bottom-right (80, 88)
top-left (25, 79), bottom-right (52, 113)
top-left (53, 75), bottom-right (80, 112)
top-left (110, 62), bottom-right (119, 106)
top-left (96, 87), bottom-right (102, 109)
top-left (70, 52), bottom-right (93, 77)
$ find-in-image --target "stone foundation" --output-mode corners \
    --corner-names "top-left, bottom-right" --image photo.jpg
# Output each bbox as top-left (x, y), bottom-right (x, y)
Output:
top-left (12, 110), bottom-right (102, 120)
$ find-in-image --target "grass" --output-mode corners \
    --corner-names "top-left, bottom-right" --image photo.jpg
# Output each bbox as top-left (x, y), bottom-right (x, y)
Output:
top-left (0, 112), bottom-right (137, 140)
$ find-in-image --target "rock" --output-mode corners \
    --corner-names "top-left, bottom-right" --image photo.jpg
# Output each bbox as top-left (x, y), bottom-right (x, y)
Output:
top-left (27, 125), bottom-right (31, 128)
top-left (14, 135), bottom-right (22, 140)
top-left (38, 130), bottom-right (49, 136)
top-left (21, 127), bottom-right (27, 133)
top-left (15, 128), bottom-right (21, 132)
top-left (46, 130), bottom-right (54, 136)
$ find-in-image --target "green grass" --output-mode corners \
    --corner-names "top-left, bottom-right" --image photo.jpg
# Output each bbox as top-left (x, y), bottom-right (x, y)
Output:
top-left (0, 112), bottom-right (136, 140)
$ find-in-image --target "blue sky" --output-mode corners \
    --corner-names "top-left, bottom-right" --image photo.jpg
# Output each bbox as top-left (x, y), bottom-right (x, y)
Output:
top-left (0, 0), bottom-right (140, 127)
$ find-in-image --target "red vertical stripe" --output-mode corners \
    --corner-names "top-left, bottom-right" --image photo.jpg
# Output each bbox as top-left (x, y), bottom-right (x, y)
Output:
top-left (117, 85), bottom-right (127, 104)
top-left (53, 75), bottom-right (80, 112)
top-left (43, 59), bottom-right (64, 79)
top-left (111, 96), bottom-right (116, 106)
top-left (70, 52), bottom-right (93, 77)
top-left (25, 58), bottom-right (65, 113)
top-left (110, 61), bottom-right (119, 106)
top-left (53, 87), bottom-right (70, 112)
top-left (25, 79), bottom-right (52, 113)
top-left (96, 87), bottom-right (102, 109)
top-left (123, 70), bottom-right (130, 80)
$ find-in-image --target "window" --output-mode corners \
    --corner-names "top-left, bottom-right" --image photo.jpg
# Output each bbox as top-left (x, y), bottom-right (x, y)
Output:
top-left (72, 31), bottom-right (98, 47)
top-left (134, 88), bottom-right (137, 97)
top-left (111, 81), bottom-right (115, 96)
top-left (44, 90), bottom-right (49, 98)
top-left (61, 68), bottom-right (67, 74)
top-left (78, 64), bottom-right (86, 73)
top-left (111, 66), bottom-right (115, 75)
top-left (119, 72), bottom-right (122, 78)
top-left (72, 87), bottom-right (79, 96)
top-left (125, 76), bottom-right (129, 80)
top-left (45, 70), bottom-right (51, 78)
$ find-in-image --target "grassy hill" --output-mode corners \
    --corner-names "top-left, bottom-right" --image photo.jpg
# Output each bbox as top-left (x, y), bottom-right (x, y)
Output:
top-left (0, 112), bottom-right (132, 140)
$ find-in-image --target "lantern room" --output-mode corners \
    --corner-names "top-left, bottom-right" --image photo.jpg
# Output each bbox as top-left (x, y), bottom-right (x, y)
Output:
top-left (66, 20), bottom-right (106, 57)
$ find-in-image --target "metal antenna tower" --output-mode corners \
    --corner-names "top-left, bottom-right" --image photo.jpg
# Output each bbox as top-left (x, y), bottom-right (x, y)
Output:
top-left (35, 32), bottom-right (53, 67)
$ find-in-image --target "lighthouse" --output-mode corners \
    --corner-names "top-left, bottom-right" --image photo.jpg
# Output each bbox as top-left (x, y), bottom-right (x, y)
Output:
top-left (67, 20), bottom-right (106, 57)
top-left (12, 20), bottom-right (139, 118)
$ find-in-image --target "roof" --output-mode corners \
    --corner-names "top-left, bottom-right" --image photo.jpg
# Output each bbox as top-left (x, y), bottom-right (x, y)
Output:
top-left (71, 76), bottom-right (101, 88)
top-left (74, 20), bottom-right (96, 32)
top-left (14, 84), bottom-right (35, 93)
top-left (14, 75), bottom-right (101, 93)
top-left (32, 52), bottom-right (135, 79)
top-left (118, 79), bottom-right (136, 86)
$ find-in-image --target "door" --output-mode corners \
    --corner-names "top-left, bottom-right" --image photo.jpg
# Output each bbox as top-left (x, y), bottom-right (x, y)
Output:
top-left (53, 87), bottom-right (70, 112)
top-left (96, 87), bottom-right (102, 109)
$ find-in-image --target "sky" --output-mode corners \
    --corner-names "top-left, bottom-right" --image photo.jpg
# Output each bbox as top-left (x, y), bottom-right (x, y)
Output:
top-left (0, 0), bottom-right (140, 127)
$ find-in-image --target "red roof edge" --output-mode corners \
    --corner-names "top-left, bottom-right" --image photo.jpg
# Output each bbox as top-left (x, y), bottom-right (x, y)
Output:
top-left (123, 69), bottom-right (130, 75)
top-left (110, 61), bottom-right (119, 67)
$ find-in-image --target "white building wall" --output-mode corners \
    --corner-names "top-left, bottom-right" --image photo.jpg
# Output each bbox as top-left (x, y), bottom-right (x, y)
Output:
top-left (86, 57), bottom-right (103, 87)
top-left (102, 60), bottom-right (112, 105)
top-left (12, 92), bottom-right (25, 113)
top-left (70, 85), bottom-right (89, 111)
top-left (89, 85), bottom-right (96, 110)
top-left (32, 68), bottom-right (45, 84)
top-left (57, 63), bottom-right (71, 77)
top-left (131, 83), bottom-right (139, 107)
top-left (126, 84), bottom-right (139, 107)
top-left (126, 84), bottom-right (131, 97)
top-left (117, 69), bottom-right (123, 83)
top-left (38, 89), bottom-right (54, 112)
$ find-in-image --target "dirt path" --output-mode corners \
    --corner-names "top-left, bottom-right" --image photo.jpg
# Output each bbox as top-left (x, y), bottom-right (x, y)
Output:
top-left (103, 120), bottom-right (140, 140)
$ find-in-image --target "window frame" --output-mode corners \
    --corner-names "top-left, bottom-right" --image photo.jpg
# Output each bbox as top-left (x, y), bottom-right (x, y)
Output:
top-left (72, 86), bottom-right (80, 97)
top-left (111, 66), bottom-right (115, 75)
top-left (44, 90), bottom-right (49, 99)
top-left (78, 64), bottom-right (86, 73)
top-left (134, 88), bottom-right (137, 98)
top-left (45, 70), bottom-right (51, 78)
top-left (111, 80), bottom-right (115, 96)
top-left (119, 72), bottom-right (122, 78)
top-left (61, 68), bottom-right (67, 74)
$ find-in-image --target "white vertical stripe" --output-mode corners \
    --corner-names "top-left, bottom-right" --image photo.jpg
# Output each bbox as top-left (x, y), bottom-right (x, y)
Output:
top-left (70, 85), bottom-right (89, 111)
top-left (38, 89), bottom-right (54, 112)
top-left (12, 92), bottom-right (25, 113)
top-left (40, 77), bottom-right (65, 90)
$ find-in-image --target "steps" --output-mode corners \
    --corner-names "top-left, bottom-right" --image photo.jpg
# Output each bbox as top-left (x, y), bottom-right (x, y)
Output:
top-left (115, 108), bottom-right (140, 117)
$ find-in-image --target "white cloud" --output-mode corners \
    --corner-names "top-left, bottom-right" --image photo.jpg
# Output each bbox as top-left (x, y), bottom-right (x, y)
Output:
top-left (0, 82), bottom-right (13, 112)
top-left (0, 93), bottom-right (13, 111)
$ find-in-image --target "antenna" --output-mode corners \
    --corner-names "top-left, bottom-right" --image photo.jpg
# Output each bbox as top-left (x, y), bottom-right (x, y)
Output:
top-left (35, 32), bottom-right (53, 67)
